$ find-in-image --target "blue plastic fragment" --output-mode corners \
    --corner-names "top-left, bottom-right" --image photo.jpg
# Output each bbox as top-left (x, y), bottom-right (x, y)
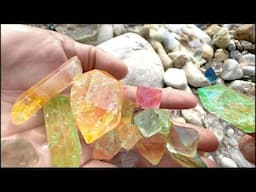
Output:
top-left (205, 67), bottom-right (217, 83)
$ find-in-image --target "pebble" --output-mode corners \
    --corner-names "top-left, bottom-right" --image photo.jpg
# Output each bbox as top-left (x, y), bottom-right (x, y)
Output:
top-left (226, 128), bottom-right (234, 137)
top-left (221, 59), bottom-right (243, 80)
top-left (163, 68), bottom-right (187, 90)
top-left (242, 66), bottom-right (255, 76)
top-left (230, 50), bottom-right (242, 61)
top-left (239, 53), bottom-right (255, 66)
top-left (214, 48), bottom-right (229, 62)
top-left (212, 27), bottom-right (231, 48)
top-left (220, 156), bottom-right (238, 167)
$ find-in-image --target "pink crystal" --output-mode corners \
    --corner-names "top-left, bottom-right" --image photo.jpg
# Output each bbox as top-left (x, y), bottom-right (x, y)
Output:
top-left (136, 86), bottom-right (162, 109)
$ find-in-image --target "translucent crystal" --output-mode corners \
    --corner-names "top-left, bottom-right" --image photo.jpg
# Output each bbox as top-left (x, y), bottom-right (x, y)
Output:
top-left (166, 125), bottom-right (199, 158)
top-left (136, 86), bottom-right (162, 109)
top-left (43, 95), bottom-right (82, 167)
top-left (136, 133), bottom-right (166, 165)
top-left (133, 109), bottom-right (171, 137)
top-left (198, 84), bottom-right (255, 133)
top-left (71, 69), bottom-right (123, 144)
top-left (170, 152), bottom-right (207, 168)
top-left (92, 129), bottom-right (121, 160)
top-left (12, 56), bottom-right (82, 125)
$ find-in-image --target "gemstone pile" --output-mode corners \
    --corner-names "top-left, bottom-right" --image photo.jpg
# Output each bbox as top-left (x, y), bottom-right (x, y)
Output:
top-left (11, 56), bottom-right (209, 167)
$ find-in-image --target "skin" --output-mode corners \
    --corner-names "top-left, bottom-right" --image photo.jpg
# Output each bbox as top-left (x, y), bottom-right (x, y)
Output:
top-left (1, 24), bottom-right (223, 167)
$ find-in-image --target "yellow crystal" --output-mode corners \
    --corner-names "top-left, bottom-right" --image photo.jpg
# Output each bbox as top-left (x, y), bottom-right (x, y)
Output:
top-left (70, 69), bottom-right (123, 144)
top-left (11, 56), bottom-right (83, 125)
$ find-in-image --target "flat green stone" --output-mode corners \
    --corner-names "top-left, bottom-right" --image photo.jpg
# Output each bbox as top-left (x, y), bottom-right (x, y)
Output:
top-left (198, 84), bottom-right (255, 133)
top-left (133, 109), bottom-right (171, 137)
top-left (44, 95), bottom-right (82, 167)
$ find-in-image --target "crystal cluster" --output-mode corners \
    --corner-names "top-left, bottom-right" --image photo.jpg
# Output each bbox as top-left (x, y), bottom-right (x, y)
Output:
top-left (11, 56), bottom-right (207, 167)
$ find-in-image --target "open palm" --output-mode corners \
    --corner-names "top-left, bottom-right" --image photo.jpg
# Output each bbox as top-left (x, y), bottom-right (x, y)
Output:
top-left (1, 24), bottom-right (219, 167)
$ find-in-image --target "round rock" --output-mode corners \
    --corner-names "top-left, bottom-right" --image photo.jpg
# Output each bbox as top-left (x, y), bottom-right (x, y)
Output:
top-left (97, 33), bottom-right (164, 88)
top-left (221, 59), bottom-right (243, 80)
top-left (163, 68), bottom-right (187, 90)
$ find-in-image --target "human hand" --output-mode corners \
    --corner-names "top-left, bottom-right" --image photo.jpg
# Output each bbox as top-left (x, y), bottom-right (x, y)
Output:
top-left (239, 133), bottom-right (255, 164)
top-left (1, 24), bottom-right (218, 167)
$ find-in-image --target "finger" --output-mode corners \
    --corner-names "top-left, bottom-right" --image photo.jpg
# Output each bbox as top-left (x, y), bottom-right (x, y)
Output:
top-left (238, 134), bottom-right (255, 164)
top-left (201, 157), bottom-right (218, 167)
top-left (124, 86), bottom-right (197, 109)
top-left (73, 42), bottom-right (128, 80)
top-left (172, 121), bottom-right (219, 152)
top-left (82, 160), bottom-right (117, 167)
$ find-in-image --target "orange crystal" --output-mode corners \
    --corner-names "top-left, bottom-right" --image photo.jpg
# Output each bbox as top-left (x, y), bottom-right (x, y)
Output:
top-left (70, 69), bottom-right (123, 144)
top-left (11, 56), bottom-right (83, 125)
top-left (136, 133), bottom-right (166, 165)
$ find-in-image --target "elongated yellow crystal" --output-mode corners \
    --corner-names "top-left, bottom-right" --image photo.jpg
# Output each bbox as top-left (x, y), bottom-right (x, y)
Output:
top-left (43, 95), bottom-right (82, 167)
top-left (12, 56), bottom-right (83, 125)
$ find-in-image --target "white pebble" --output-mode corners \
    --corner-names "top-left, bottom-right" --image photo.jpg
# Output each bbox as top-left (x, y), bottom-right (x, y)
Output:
top-left (226, 128), bottom-right (234, 137)
top-left (220, 157), bottom-right (238, 167)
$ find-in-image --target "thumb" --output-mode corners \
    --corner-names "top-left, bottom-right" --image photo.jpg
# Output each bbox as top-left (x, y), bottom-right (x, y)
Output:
top-left (73, 41), bottom-right (128, 80)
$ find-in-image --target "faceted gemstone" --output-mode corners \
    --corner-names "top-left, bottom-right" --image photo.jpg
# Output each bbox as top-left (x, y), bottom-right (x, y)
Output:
top-left (166, 125), bottom-right (199, 158)
top-left (11, 56), bottom-right (82, 125)
top-left (133, 109), bottom-right (171, 137)
top-left (204, 67), bottom-right (217, 83)
top-left (71, 69), bottom-right (123, 144)
top-left (116, 123), bottom-right (143, 150)
top-left (198, 84), bottom-right (255, 133)
top-left (43, 95), bottom-right (82, 167)
top-left (136, 133), bottom-right (166, 165)
top-left (92, 129), bottom-right (121, 160)
top-left (170, 152), bottom-right (207, 168)
top-left (121, 98), bottom-right (139, 125)
top-left (1, 137), bottom-right (39, 167)
top-left (136, 86), bottom-right (162, 109)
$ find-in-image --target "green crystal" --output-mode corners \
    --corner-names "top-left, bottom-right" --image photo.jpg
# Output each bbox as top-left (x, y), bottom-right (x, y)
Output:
top-left (133, 109), bottom-right (171, 137)
top-left (170, 152), bottom-right (207, 168)
top-left (166, 125), bottom-right (199, 158)
top-left (198, 84), bottom-right (255, 133)
top-left (44, 95), bottom-right (82, 167)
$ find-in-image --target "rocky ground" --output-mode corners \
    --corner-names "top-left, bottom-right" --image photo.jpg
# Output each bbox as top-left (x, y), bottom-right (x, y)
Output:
top-left (30, 24), bottom-right (255, 167)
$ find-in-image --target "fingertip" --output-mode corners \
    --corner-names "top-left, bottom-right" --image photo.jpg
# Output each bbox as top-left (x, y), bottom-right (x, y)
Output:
top-left (238, 134), bottom-right (255, 164)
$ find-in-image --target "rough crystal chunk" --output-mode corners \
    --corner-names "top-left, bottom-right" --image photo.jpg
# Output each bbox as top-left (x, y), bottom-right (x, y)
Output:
top-left (92, 129), bottom-right (121, 160)
top-left (116, 123), bottom-right (143, 150)
top-left (198, 84), bottom-right (255, 133)
top-left (133, 109), bottom-right (171, 137)
top-left (170, 152), bottom-right (207, 168)
top-left (136, 133), bottom-right (166, 165)
top-left (12, 56), bottom-right (82, 125)
top-left (43, 95), bottom-right (82, 167)
top-left (204, 67), bottom-right (217, 83)
top-left (136, 86), bottom-right (162, 109)
top-left (71, 69), bottom-right (123, 143)
top-left (166, 125), bottom-right (199, 158)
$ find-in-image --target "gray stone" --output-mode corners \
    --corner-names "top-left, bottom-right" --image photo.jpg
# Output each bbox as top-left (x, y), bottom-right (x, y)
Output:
top-left (113, 24), bottom-right (126, 36)
top-left (228, 138), bottom-right (238, 146)
top-left (228, 40), bottom-right (236, 51)
top-left (229, 80), bottom-right (255, 97)
top-left (97, 33), bottom-right (164, 88)
top-left (182, 62), bottom-right (210, 87)
top-left (221, 59), bottom-right (243, 80)
top-left (162, 32), bottom-right (180, 52)
top-left (240, 40), bottom-right (255, 53)
top-left (239, 53), bottom-right (255, 66)
top-left (164, 68), bottom-right (187, 90)
top-left (230, 50), bottom-right (242, 61)
top-left (242, 66), bottom-right (255, 76)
